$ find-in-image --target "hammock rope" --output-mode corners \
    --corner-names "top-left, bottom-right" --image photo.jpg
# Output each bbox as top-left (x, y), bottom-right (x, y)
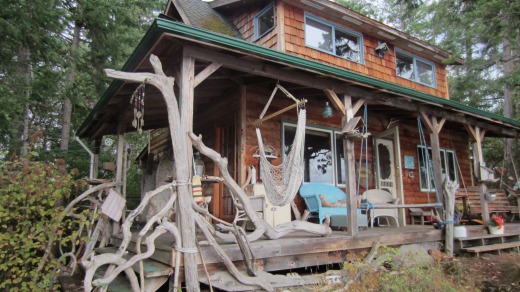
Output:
top-left (255, 84), bottom-right (306, 206)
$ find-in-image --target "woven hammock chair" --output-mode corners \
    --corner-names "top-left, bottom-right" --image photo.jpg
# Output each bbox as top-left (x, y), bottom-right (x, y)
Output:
top-left (255, 84), bottom-right (306, 206)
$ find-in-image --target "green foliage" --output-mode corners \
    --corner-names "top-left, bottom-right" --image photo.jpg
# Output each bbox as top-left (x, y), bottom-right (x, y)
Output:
top-left (0, 154), bottom-right (87, 290)
top-left (343, 245), bottom-right (471, 292)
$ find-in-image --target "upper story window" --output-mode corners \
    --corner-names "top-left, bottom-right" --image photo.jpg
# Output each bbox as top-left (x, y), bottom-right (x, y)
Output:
top-left (395, 49), bottom-right (436, 87)
top-left (304, 14), bottom-right (364, 64)
top-left (254, 3), bottom-right (275, 40)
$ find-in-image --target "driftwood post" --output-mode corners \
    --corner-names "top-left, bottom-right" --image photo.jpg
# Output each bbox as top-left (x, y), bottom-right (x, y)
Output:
top-left (444, 180), bottom-right (459, 257)
top-left (104, 53), bottom-right (199, 290)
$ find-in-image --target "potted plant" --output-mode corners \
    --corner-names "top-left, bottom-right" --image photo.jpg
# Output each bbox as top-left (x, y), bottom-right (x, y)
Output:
top-left (488, 215), bottom-right (505, 235)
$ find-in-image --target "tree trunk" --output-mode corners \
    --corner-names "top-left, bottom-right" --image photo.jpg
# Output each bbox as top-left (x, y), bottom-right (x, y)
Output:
top-left (502, 36), bottom-right (518, 180)
top-left (16, 47), bottom-right (33, 156)
top-left (60, 19), bottom-right (82, 150)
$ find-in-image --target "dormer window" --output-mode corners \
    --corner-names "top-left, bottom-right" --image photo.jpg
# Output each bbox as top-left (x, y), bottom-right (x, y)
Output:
top-left (304, 14), bottom-right (364, 64)
top-left (395, 49), bottom-right (436, 88)
top-left (254, 3), bottom-right (275, 40)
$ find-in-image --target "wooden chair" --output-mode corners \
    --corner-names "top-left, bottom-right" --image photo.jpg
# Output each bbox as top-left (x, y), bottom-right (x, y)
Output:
top-left (362, 189), bottom-right (400, 228)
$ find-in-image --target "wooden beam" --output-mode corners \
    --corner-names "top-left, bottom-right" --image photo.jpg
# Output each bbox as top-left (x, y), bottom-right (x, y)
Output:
top-left (177, 49), bottom-right (199, 290)
top-left (323, 89), bottom-right (346, 116)
top-left (183, 45), bottom-right (348, 93)
top-left (343, 95), bottom-right (358, 236)
top-left (429, 116), bottom-right (445, 211)
top-left (239, 85), bottom-right (247, 187)
top-left (194, 62), bottom-right (222, 88)
top-left (419, 111), bottom-right (434, 134)
top-left (352, 98), bottom-right (365, 116)
top-left (255, 102), bottom-right (303, 124)
top-left (436, 117), bottom-right (446, 134)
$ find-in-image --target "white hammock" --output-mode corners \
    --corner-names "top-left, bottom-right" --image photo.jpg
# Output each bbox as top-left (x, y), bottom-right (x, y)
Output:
top-left (256, 107), bottom-right (306, 206)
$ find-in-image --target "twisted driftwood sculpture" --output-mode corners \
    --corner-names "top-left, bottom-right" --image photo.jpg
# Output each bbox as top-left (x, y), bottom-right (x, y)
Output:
top-left (88, 54), bottom-right (331, 291)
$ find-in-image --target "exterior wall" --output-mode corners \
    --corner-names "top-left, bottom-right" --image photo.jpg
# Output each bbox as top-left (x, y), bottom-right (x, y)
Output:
top-left (229, 3), bottom-right (279, 49)
top-left (243, 85), bottom-right (471, 220)
top-left (282, 3), bottom-right (449, 99)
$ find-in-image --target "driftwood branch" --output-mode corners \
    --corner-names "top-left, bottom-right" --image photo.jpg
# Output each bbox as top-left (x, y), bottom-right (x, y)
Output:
top-left (190, 132), bottom-right (332, 243)
top-left (193, 214), bottom-right (274, 291)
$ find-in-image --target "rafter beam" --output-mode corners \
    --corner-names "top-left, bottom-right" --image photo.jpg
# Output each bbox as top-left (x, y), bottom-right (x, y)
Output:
top-left (194, 62), bottom-right (222, 87)
top-left (323, 89), bottom-right (346, 116)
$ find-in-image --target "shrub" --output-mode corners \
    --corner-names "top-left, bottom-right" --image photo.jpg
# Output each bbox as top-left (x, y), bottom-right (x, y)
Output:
top-left (0, 154), bottom-right (87, 290)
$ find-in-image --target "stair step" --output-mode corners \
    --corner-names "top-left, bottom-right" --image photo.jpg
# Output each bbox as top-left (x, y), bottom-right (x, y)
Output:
top-left (456, 233), bottom-right (520, 241)
top-left (96, 247), bottom-right (171, 278)
top-left (463, 242), bottom-right (520, 254)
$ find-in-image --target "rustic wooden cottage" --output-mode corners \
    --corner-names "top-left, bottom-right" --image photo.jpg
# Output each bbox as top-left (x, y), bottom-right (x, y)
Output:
top-left (74, 0), bottom-right (520, 290)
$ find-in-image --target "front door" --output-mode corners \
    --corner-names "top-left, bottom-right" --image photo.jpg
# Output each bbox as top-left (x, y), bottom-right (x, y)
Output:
top-left (374, 127), bottom-right (405, 225)
top-left (215, 123), bottom-right (237, 222)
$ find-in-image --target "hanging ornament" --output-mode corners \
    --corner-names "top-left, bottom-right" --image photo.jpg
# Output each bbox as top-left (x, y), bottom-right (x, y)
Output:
top-left (130, 82), bottom-right (145, 134)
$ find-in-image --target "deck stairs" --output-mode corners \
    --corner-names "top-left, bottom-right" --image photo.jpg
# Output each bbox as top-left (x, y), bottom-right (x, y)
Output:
top-left (454, 224), bottom-right (520, 257)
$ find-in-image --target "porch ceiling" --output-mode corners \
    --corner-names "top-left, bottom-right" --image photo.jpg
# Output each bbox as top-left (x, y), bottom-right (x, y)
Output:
top-left (77, 16), bottom-right (520, 140)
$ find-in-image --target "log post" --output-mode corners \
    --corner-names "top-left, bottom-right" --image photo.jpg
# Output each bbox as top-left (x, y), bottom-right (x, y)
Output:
top-left (343, 94), bottom-right (358, 236)
top-left (464, 125), bottom-right (489, 224)
top-left (444, 180), bottom-right (458, 257)
top-left (176, 50), bottom-right (199, 291)
top-left (420, 112), bottom-right (445, 216)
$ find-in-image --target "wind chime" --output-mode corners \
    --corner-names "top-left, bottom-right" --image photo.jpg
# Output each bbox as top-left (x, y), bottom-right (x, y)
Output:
top-left (130, 83), bottom-right (145, 134)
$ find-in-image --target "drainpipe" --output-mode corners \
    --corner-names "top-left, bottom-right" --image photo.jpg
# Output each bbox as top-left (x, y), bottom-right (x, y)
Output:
top-left (75, 135), bottom-right (94, 179)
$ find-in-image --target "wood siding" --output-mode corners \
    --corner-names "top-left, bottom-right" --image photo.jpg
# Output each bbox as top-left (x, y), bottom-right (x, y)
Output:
top-left (243, 85), bottom-right (471, 220)
top-left (229, 3), bottom-right (279, 49)
top-left (282, 3), bottom-right (449, 99)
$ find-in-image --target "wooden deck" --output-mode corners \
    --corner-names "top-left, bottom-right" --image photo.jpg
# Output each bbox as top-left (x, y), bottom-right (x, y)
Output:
top-left (111, 225), bottom-right (443, 275)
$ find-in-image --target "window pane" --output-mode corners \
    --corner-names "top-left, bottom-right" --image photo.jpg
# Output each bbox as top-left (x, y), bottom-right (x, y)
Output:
top-left (417, 146), bottom-right (429, 190)
top-left (447, 151), bottom-right (457, 182)
top-left (335, 134), bottom-right (345, 184)
top-left (440, 150), bottom-right (446, 180)
top-left (396, 52), bottom-right (414, 80)
top-left (417, 60), bottom-right (434, 86)
top-left (257, 6), bottom-right (274, 37)
top-left (305, 18), bottom-right (333, 52)
top-left (335, 30), bottom-right (360, 62)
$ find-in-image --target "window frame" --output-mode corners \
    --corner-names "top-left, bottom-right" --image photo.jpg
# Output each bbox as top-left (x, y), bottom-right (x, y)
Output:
top-left (304, 13), bottom-right (365, 64)
top-left (254, 2), bottom-right (275, 41)
top-left (395, 48), bottom-right (437, 88)
top-left (282, 121), bottom-right (345, 187)
top-left (417, 145), bottom-right (458, 192)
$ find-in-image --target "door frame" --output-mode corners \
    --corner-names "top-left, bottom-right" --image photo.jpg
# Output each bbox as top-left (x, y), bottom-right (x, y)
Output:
top-left (373, 126), bottom-right (405, 226)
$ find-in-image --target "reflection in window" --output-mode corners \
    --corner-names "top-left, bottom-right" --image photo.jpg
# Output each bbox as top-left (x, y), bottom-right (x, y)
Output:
top-left (255, 3), bottom-right (275, 40)
top-left (284, 124), bottom-right (345, 185)
top-left (396, 49), bottom-right (436, 87)
top-left (396, 51), bottom-right (414, 80)
top-left (417, 146), bottom-right (458, 192)
top-left (304, 14), bottom-right (364, 64)
top-left (305, 17), bottom-right (333, 52)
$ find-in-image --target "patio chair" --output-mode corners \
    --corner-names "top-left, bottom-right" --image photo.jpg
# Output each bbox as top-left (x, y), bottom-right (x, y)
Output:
top-left (362, 189), bottom-right (400, 228)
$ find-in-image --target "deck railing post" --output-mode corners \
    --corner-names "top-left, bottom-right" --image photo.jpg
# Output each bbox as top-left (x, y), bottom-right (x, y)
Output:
top-left (343, 94), bottom-right (358, 236)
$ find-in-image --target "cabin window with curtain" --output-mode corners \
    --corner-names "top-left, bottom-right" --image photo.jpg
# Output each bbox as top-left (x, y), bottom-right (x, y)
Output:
top-left (283, 123), bottom-right (345, 186)
top-left (395, 49), bottom-right (436, 87)
top-left (304, 14), bottom-right (364, 64)
top-left (254, 2), bottom-right (275, 40)
top-left (417, 146), bottom-right (458, 192)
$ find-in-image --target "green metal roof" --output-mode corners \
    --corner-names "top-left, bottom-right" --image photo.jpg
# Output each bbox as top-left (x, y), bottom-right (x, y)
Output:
top-left (77, 16), bottom-right (520, 137)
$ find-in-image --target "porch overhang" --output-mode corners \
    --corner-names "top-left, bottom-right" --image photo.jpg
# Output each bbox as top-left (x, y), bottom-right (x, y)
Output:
top-left (77, 16), bottom-right (520, 139)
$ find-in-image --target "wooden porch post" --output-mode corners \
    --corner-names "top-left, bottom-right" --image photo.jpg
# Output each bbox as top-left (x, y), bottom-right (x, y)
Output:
top-left (419, 112), bottom-right (445, 208)
top-left (93, 139), bottom-right (102, 179)
top-left (343, 94), bottom-right (358, 236)
top-left (176, 49), bottom-right (199, 291)
top-left (465, 125), bottom-right (490, 224)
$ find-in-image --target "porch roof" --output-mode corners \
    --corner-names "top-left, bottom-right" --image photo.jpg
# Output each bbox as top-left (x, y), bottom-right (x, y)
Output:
top-left (77, 16), bottom-right (520, 139)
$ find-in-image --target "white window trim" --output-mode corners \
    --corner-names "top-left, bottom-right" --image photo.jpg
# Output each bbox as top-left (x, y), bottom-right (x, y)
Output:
top-left (417, 145), bottom-right (458, 192)
top-left (304, 13), bottom-right (365, 64)
top-left (395, 48), bottom-right (437, 88)
top-left (254, 2), bottom-right (275, 41)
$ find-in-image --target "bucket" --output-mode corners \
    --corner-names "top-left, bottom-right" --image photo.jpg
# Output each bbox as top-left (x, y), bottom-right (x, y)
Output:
top-left (453, 226), bottom-right (467, 237)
